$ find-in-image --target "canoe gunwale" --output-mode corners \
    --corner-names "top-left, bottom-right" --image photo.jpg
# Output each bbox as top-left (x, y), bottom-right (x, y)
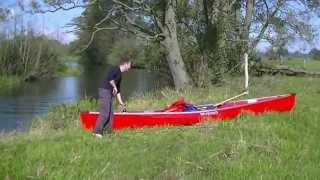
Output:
top-left (83, 93), bottom-right (295, 116)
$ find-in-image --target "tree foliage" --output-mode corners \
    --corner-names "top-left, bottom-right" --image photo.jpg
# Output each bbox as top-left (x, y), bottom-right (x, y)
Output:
top-left (0, 32), bottom-right (67, 79)
top-left (69, 0), bottom-right (121, 64)
top-left (0, 7), bottom-right (11, 22)
top-left (23, 0), bottom-right (320, 86)
top-left (310, 48), bottom-right (320, 60)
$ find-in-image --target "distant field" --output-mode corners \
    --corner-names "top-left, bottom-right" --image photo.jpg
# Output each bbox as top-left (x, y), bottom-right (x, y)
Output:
top-left (263, 58), bottom-right (320, 72)
top-left (1, 76), bottom-right (320, 179)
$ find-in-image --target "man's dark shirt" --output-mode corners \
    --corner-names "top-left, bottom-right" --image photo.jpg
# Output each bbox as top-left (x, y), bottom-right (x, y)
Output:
top-left (101, 66), bottom-right (122, 93)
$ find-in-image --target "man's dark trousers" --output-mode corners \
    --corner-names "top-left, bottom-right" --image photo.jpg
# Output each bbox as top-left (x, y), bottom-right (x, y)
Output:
top-left (93, 88), bottom-right (113, 134)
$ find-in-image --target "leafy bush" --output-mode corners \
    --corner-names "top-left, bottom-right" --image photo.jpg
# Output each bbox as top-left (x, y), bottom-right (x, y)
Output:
top-left (107, 37), bottom-right (144, 65)
top-left (107, 38), bottom-right (167, 70)
top-left (310, 48), bottom-right (320, 61)
top-left (0, 33), bottom-right (67, 79)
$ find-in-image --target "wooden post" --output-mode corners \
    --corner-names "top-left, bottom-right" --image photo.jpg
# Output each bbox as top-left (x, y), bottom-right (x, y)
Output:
top-left (206, 54), bottom-right (249, 108)
top-left (244, 53), bottom-right (249, 91)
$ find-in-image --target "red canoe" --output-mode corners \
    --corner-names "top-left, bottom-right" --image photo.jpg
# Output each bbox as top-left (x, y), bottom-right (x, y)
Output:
top-left (80, 93), bottom-right (296, 131)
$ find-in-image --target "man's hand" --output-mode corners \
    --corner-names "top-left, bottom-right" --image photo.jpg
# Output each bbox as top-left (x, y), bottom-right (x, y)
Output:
top-left (116, 93), bottom-right (126, 112)
top-left (112, 87), bottom-right (118, 96)
top-left (120, 103), bottom-right (127, 112)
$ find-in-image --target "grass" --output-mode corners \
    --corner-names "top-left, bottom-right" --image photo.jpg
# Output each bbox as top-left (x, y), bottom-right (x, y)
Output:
top-left (56, 63), bottom-right (82, 77)
top-left (0, 75), bottom-right (23, 94)
top-left (54, 56), bottom-right (83, 77)
top-left (263, 58), bottom-right (320, 72)
top-left (0, 75), bottom-right (320, 179)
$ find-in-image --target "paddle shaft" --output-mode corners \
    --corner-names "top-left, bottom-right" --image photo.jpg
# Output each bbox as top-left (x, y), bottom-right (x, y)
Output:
top-left (196, 91), bottom-right (249, 109)
top-left (214, 91), bottom-right (249, 107)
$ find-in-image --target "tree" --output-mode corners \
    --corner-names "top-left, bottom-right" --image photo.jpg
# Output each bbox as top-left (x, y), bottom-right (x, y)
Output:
top-left (310, 48), bottom-right (320, 60)
top-left (0, 5), bottom-right (11, 22)
top-left (70, 1), bottom-right (121, 64)
top-left (21, 0), bottom-right (320, 87)
top-left (175, 0), bottom-right (243, 85)
top-left (0, 3), bottom-right (12, 39)
top-left (25, 0), bottom-right (191, 89)
top-left (241, 0), bottom-right (318, 52)
top-left (0, 32), bottom-right (66, 79)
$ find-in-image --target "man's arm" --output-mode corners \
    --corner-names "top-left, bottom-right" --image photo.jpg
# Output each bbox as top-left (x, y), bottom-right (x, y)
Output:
top-left (109, 80), bottom-right (118, 95)
top-left (116, 93), bottom-right (125, 106)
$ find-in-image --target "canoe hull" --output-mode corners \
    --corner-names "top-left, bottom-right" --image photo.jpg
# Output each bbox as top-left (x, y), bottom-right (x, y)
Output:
top-left (80, 93), bottom-right (296, 131)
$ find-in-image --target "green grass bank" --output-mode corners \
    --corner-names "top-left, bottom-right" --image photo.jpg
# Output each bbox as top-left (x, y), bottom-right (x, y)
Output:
top-left (0, 76), bottom-right (320, 179)
top-left (0, 75), bottom-right (23, 94)
top-left (264, 58), bottom-right (320, 72)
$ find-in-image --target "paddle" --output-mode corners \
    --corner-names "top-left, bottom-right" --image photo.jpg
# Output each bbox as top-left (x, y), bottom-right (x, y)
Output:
top-left (195, 91), bottom-right (249, 110)
top-left (214, 91), bottom-right (249, 107)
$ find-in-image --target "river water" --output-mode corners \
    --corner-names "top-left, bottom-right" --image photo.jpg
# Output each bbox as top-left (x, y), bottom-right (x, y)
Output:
top-left (0, 63), bottom-right (160, 132)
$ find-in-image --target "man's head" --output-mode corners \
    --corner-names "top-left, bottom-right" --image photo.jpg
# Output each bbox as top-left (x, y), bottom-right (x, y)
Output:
top-left (119, 57), bottom-right (132, 72)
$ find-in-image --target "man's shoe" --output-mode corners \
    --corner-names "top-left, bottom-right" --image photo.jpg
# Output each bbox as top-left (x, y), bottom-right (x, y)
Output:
top-left (93, 133), bottom-right (103, 138)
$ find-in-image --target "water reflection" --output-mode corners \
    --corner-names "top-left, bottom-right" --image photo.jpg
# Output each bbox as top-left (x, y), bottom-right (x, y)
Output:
top-left (0, 65), bottom-right (160, 132)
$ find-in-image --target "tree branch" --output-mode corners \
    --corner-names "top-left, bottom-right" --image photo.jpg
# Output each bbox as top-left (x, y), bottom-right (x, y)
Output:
top-left (28, 0), bottom-right (98, 14)
top-left (112, 0), bottom-right (141, 11)
top-left (123, 13), bottom-right (155, 36)
top-left (263, 0), bottom-right (270, 22)
top-left (79, 8), bottom-right (117, 52)
top-left (251, 2), bottom-right (282, 49)
top-left (112, 0), bottom-right (163, 35)
top-left (80, 26), bottom-right (119, 52)
top-left (78, 0), bottom-right (166, 51)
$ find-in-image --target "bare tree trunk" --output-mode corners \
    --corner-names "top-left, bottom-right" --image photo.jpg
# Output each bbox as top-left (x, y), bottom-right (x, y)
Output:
top-left (35, 42), bottom-right (43, 71)
top-left (22, 36), bottom-right (28, 75)
top-left (197, 54), bottom-right (209, 87)
top-left (161, 0), bottom-right (191, 89)
top-left (243, 0), bottom-right (254, 51)
top-left (24, 37), bottom-right (31, 75)
top-left (234, 0), bottom-right (242, 62)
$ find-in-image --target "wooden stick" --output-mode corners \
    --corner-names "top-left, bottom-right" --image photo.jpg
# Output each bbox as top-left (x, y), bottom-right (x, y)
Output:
top-left (214, 91), bottom-right (249, 107)
top-left (195, 91), bottom-right (249, 109)
top-left (196, 54), bottom-right (250, 110)
top-left (244, 53), bottom-right (249, 91)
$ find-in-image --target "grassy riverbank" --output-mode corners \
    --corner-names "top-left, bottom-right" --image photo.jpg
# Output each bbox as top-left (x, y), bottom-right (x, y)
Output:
top-left (0, 58), bottom-right (81, 93)
top-left (56, 64), bottom-right (82, 77)
top-left (1, 76), bottom-right (320, 179)
top-left (56, 56), bottom-right (82, 77)
top-left (0, 75), bottom-right (23, 94)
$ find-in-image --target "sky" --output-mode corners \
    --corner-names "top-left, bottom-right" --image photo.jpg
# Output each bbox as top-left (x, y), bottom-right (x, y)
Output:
top-left (1, 0), bottom-right (84, 44)
top-left (1, 0), bottom-right (320, 52)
